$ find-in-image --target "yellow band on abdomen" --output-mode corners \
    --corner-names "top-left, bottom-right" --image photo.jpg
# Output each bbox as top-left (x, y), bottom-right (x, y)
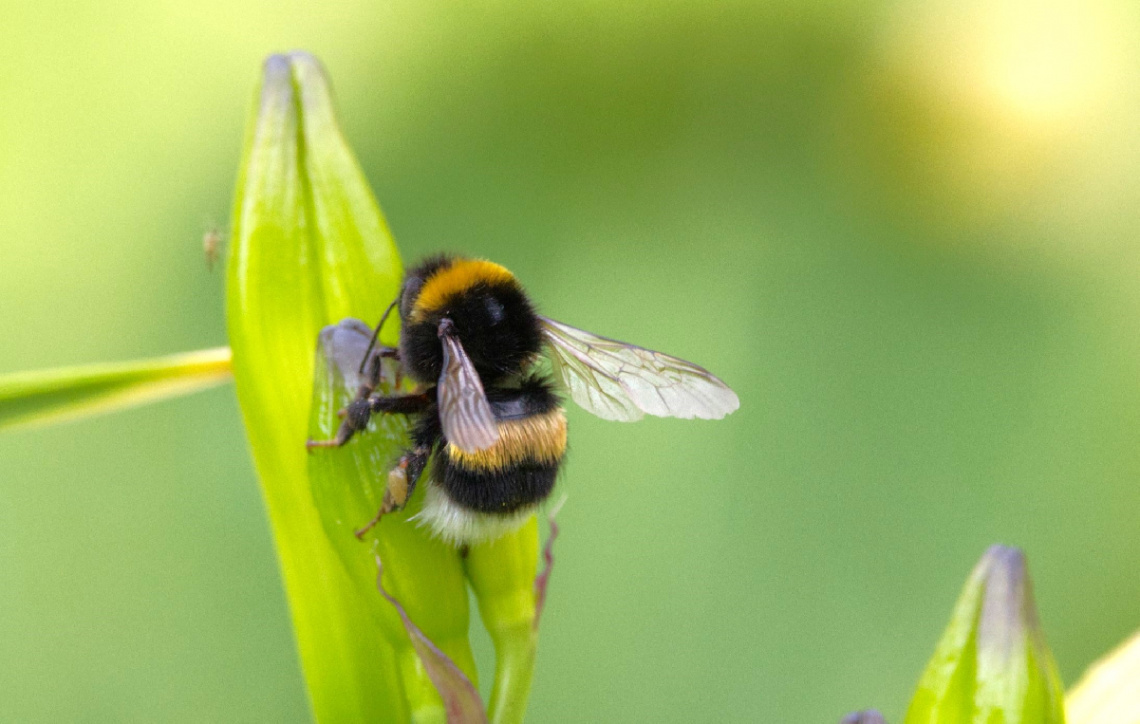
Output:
top-left (447, 408), bottom-right (567, 471)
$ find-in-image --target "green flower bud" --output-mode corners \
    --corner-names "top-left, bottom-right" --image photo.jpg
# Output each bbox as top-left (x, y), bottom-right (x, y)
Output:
top-left (904, 545), bottom-right (1066, 724)
top-left (227, 51), bottom-right (470, 722)
top-left (229, 51), bottom-right (551, 723)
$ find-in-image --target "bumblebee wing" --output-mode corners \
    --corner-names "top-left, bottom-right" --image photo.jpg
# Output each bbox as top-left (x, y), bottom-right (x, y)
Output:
top-left (540, 316), bottom-right (740, 421)
top-left (438, 324), bottom-right (500, 452)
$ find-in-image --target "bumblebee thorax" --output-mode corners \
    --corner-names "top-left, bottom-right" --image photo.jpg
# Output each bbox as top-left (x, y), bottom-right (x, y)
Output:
top-left (398, 256), bottom-right (544, 384)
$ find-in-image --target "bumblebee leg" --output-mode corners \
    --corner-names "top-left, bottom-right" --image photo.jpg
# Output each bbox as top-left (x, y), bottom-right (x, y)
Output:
top-left (306, 392), bottom-right (430, 451)
top-left (380, 346), bottom-right (403, 387)
top-left (369, 391), bottom-right (431, 414)
top-left (369, 345), bottom-right (400, 388)
top-left (306, 397), bottom-right (374, 450)
top-left (372, 345), bottom-right (403, 388)
top-left (361, 353), bottom-right (383, 391)
top-left (355, 445), bottom-right (431, 539)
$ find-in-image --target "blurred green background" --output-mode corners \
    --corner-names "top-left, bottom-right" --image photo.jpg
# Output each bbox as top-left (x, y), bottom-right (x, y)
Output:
top-left (2, 0), bottom-right (1139, 721)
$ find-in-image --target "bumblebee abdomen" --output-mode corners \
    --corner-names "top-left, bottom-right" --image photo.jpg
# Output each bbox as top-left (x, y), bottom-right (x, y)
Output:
top-left (414, 378), bottom-right (567, 543)
top-left (439, 407), bottom-right (566, 514)
top-left (447, 408), bottom-right (567, 472)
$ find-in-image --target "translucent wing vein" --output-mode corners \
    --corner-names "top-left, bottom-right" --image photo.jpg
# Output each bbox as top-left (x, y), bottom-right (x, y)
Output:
top-left (438, 328), bottom-right (499, 452)
top-left (540, 316), bottom-right (739, 422)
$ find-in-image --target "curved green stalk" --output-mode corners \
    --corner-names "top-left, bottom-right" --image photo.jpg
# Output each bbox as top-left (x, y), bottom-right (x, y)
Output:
top-left (466, 519), bottom-right (541, 724)
top-left (0, 347), bottom-right (231, 432)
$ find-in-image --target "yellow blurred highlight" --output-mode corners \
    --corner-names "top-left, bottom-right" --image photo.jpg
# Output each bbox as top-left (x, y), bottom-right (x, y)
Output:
top-left (1067, 629), bottom-right (1140, 724)
top-left (832, 0), bottom-right (1136, 247)
top-left (978, 2), bottom-right (1116, 130)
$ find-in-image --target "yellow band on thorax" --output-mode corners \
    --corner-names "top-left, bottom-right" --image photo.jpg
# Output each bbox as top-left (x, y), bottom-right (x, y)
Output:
top-left (412, 259), bottom-right (516, 321)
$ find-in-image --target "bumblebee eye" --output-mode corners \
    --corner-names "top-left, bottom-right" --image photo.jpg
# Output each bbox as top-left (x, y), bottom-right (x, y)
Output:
top-left (485, 296), bottom-right (505, 325)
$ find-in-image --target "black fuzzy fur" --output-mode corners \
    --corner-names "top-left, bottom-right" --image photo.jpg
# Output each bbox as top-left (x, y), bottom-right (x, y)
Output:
top-left (390, 256), bottom-right (563, 526)
top-left (397, 254), bottom-right (454, 321)
top-left (397, 255), bottom-right (544, 385)
top-left (406, 374), bottom-right (564, 517)
top-left (438, 462), bottom-right (560, 514)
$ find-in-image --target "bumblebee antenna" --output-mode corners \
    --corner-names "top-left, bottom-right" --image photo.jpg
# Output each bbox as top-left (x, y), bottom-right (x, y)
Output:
top-left (359, 298), bottom-right (398, 374)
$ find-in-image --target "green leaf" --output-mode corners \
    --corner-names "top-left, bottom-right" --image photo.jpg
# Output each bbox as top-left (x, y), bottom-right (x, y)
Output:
top-left (226, 51), bottom-right (465, 723)
top-left (0, 347), bottom-right (231, 432)
top-left (904, 545), bottom-right (1067, 724)
top-left (1066, 629), bottom-right (1140, 724)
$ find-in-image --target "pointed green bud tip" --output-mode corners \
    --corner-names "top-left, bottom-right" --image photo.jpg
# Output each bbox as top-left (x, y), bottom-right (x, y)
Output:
top-left (841, 710), bottom-right (888, 724)
top-left (904, 544), bottom-right (1066, 724)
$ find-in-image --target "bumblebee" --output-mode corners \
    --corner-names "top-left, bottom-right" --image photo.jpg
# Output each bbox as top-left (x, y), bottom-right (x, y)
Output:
top-left (308, 255), bottom-right (739, 544)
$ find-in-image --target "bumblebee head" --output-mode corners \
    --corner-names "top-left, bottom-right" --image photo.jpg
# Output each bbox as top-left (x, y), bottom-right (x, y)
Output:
top-left (398, 255), bottom-right (544, 385)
